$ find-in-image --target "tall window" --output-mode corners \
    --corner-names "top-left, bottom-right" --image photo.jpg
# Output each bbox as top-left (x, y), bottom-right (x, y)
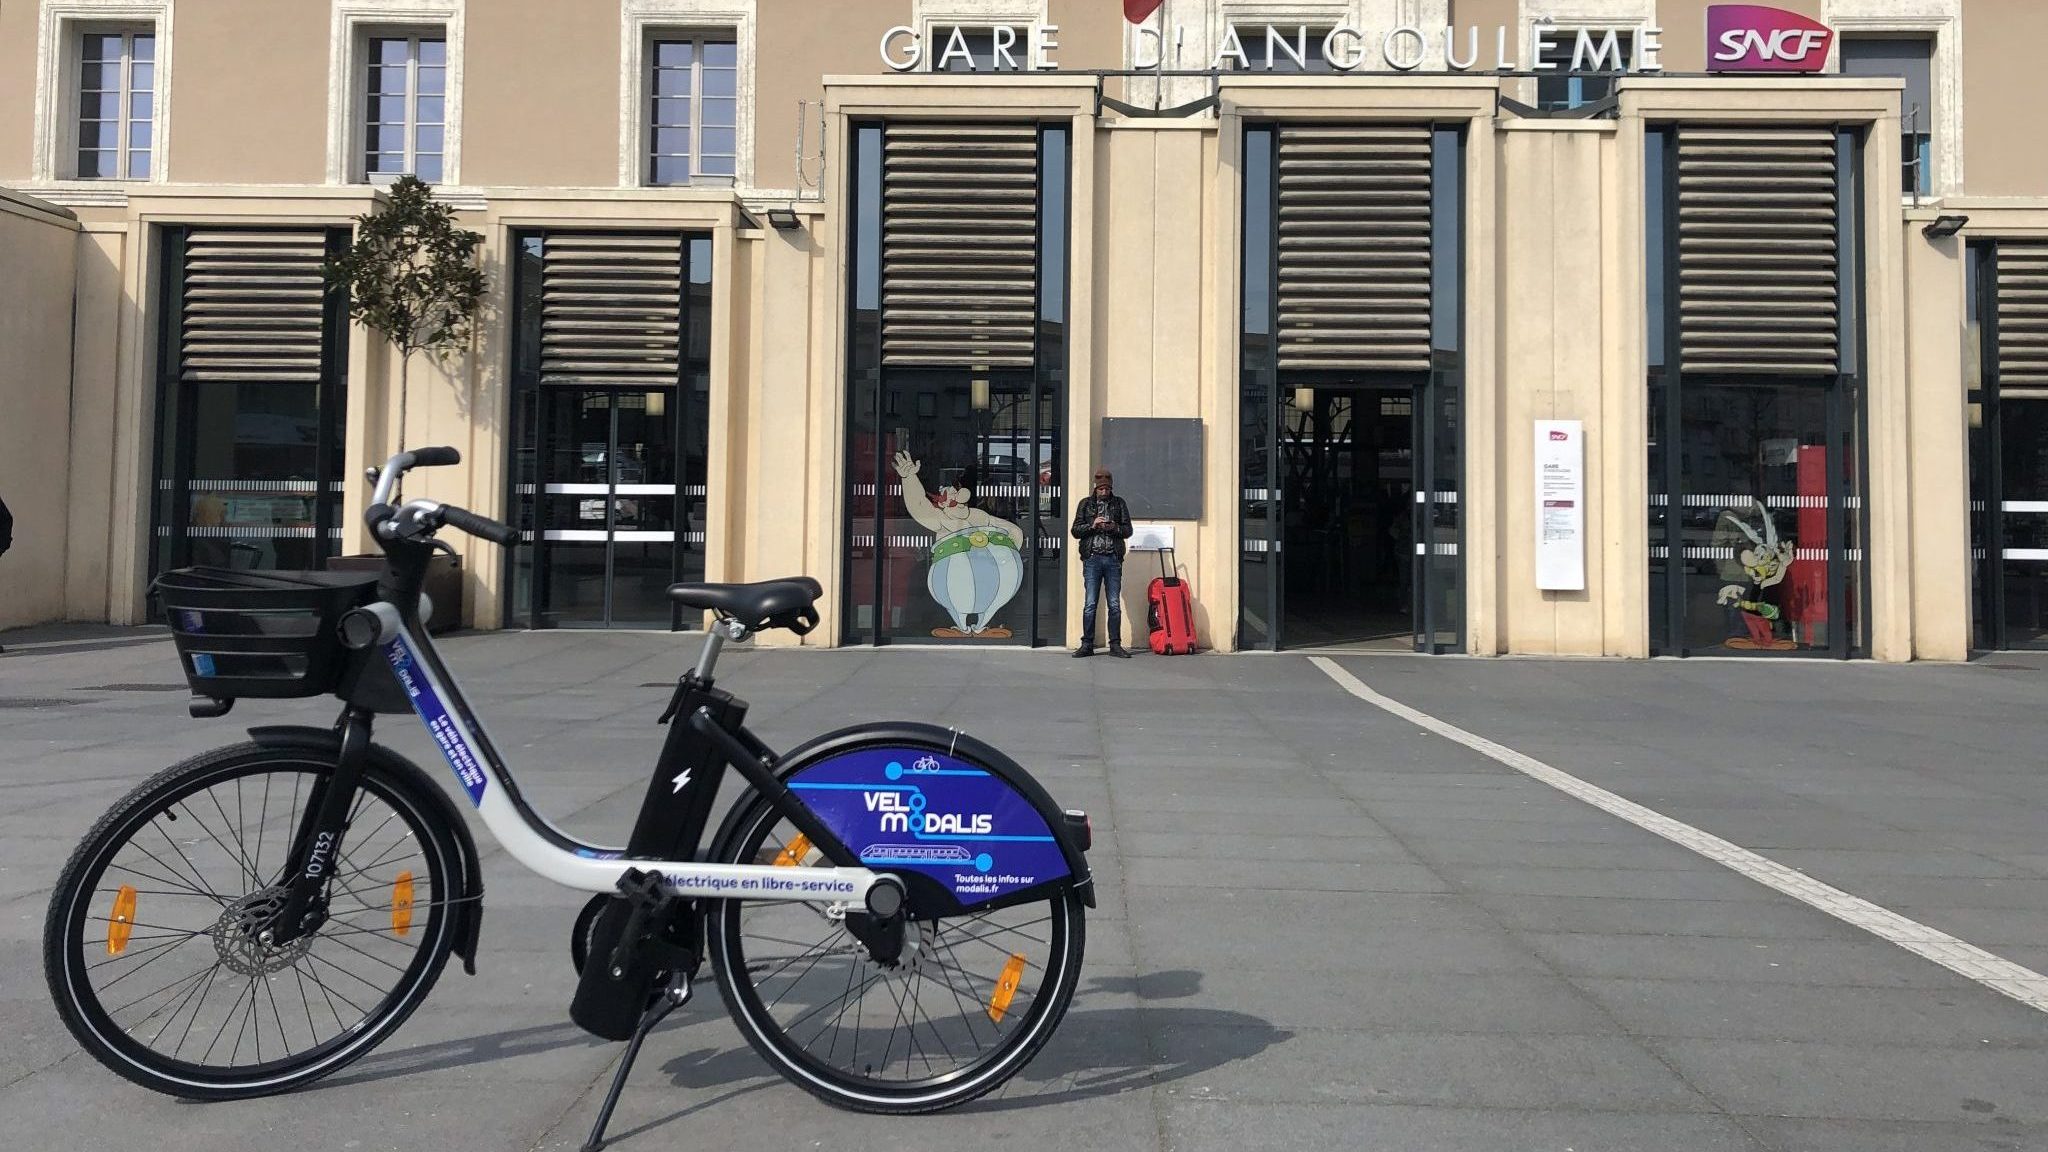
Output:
top-left (1226, 25), bottom-right (1334, 72)
top-left (648, 37), bottom-right (737, 186)
top-left (1840, 37), bottom-right (1934, 197)
top-left (363, 34), bottom-right (445, 183)
top-left (1536, 30), bottom-right (1632, 111)
top-left (76, 29), bottom-right (154, 179)
top-left (928, 25), bottom-right (1029, 72)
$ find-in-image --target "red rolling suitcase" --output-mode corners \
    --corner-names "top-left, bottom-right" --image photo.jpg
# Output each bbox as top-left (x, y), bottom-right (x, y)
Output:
top-left (1146, 547), bottom-right (1197, 655)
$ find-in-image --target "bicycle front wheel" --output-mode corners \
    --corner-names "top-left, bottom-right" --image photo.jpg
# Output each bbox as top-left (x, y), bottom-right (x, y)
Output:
top-left (707, 792), bottom-right (1085, 1113)
top-left (44, 743), bottom-right (462, 1099)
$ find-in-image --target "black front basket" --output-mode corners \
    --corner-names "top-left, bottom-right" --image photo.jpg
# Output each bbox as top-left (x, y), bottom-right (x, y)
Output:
top-left (155, 568), bottom-right (393, 705)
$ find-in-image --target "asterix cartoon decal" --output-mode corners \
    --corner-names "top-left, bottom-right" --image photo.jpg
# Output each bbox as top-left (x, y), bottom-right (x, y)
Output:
top-left (892, 449), bottom-right (1025, 639)
top-left (1714, 499), bottom-right (1798, 651)
top-left (787, 746), bottom-right (1069, 904)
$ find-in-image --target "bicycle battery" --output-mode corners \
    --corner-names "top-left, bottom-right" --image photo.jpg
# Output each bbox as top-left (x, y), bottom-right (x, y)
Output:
top-left (571, 871), bottom-right (695, 1041)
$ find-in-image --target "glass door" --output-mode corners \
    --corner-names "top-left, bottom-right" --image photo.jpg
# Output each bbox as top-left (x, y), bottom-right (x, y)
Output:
top-left (534, 388), bottom-right (681, 628)
top-left (150, 227), bottom-right (350, 586)
top-left (1978, 397), bottom-right (2048, 649)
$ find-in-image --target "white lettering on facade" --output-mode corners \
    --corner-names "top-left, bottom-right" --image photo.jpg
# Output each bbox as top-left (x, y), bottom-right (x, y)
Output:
top-left (1383, 26), bottom-right (1427, 71)
top-left (1444, 25), bottom-right (1479, 71)
top-left (1265, 25), bottom-right (1307, 71)
top-left (880, 24), bottom-right (919, 71)
top-left (877, 20), bottom-right (1666, 76)
top-left (991, 24), bottom-right (1021, 71)
top-left (1530, 19), bottom-right (1560, 71)
top-left (935, 26), bottom-right (974, 71)
top-left (1323, 26), bottom-right (1366, 71)
top-left (1210, 24), bottom-right (1248, 70)
top-left (1032, 24), bottom-right (1059, 70)
top-left (1573, 28), bottom-right (1626, 72)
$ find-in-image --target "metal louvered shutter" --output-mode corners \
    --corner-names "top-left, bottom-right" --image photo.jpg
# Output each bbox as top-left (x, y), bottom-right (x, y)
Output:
top-left (1676, 127), bottom-right (1840, 376)
top-left (1274, 124), bottom-right (1434, 373)
top-left (178, 230), bottom-right (331, 383)
top-left (540, 232), bottom-right (684, 385)
top-left (1996, 244), bottom-right (2048, 389)
top-left (881, 122), bottom-right (1039, 369)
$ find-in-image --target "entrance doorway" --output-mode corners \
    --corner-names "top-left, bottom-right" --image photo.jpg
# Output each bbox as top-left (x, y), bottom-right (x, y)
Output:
top-left (149, 226), bottom-right (351, 589)
top-left (505, 230), bottom-right (710, 630)
top-left (1242, 376), bottom-right (1461, 651)
top-left (1970, 241), bottom-right (2048, 651)
top-left (1276, 386), bottom-right (1416, 647)
top-left (530, 388), bottom-right (691, 628)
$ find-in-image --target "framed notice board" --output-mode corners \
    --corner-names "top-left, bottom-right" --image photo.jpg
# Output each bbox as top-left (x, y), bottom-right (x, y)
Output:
top-left (1097, 418), bottom-right (1204, 520)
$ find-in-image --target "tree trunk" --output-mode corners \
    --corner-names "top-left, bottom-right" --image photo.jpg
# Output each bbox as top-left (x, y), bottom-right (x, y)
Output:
top-left (397, 347), bottom-right (411, 457)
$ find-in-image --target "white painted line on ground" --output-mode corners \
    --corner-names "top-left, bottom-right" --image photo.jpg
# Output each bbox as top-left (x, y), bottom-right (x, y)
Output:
top-left (0, 633), bottom-right (170, 652)
top-left (1309, 655), bottom-right (2048, 1016)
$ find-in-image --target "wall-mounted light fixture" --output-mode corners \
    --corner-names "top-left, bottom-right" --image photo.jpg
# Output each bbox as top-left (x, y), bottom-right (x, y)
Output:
top-left (1293, 386), bottom-right (1314, 411)
top-left (1922, 214), bottom-right (1968, 239)
top-left (645, 391), bottom-right (665, 419)
top-left (971, 377), bottom-right (991, 411)
top-left (766, 207), bottom-right (802, 230)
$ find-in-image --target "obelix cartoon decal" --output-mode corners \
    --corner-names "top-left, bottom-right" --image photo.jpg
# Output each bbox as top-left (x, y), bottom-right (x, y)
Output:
top-left (892, 450), bottom-right (1025, 639)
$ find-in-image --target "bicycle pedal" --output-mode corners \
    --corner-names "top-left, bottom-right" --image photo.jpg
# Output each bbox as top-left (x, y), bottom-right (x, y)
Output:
top-left (613, 867), bottom-right (679, 911)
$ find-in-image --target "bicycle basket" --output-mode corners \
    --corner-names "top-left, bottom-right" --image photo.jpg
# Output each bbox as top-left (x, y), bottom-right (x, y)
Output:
top-left (155, 568), bottom-right (381, 700)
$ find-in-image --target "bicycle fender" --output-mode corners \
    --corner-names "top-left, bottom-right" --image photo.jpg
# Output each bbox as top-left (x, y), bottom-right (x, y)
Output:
top-left (247, 725), bottom-right (486, 974)
top-left (716, 722), bottom-right (1094, 913)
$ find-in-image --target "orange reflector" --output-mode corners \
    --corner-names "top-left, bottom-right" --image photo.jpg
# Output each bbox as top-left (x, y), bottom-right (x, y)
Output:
top-left (106, 885), bottom-right (137, 956)
top-left (391, 871), bottom-right (415, 937)
top-left (988, 953), bottom-right (1027, 1024)
top-left (773, 833), bottom-right (812, 868)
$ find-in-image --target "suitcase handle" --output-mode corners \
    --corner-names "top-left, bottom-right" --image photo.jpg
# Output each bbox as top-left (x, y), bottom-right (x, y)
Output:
top-left (1157, 545), bottom-right (1176, 584)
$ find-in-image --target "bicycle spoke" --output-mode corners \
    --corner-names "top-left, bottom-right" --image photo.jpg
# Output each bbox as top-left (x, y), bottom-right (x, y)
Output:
top-left (109, 963), bottom-right (213, 1024)
top-left (172, 965), bottom-right (221, 1059)
top-left (206, 787), bottom-right (258, 888)
top-left (909, 967), bottom-right (957, 1067)
top-left (261, 972), bottom-right (293, 1059)
top-left (95, 934), bottom-right (203, 993)
top-left (314, 931), bottom-right (410, 975)
top-left (291, 965), bottom-right (320, 1049)
top-left (290, 954), bottom-right (367, 1021)
top-left (140, 827), bottom-right (231, 905)
top-left (147, 963), bottom-right (217, 1046)
top-left (200, 976), bottom-right (251, 1063)
top-left (302, 946), bottom-right (392, 997)
top-left (253, 773), bottom-right (273, 884)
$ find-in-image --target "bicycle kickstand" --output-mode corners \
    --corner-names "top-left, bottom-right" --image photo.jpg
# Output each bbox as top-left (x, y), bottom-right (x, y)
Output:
top-left (581, 971), bottom-right (694, 1152)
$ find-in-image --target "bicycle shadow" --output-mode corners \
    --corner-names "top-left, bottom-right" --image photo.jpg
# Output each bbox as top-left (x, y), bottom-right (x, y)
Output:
top-left (327, 1020), bottom-right (608, 1087)
top-left (606, 968), bottom-right (1285, 1142)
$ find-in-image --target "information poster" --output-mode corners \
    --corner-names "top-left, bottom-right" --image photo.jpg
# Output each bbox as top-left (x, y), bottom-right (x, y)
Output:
top-left (1534, 420), bottom-right (1585, 591)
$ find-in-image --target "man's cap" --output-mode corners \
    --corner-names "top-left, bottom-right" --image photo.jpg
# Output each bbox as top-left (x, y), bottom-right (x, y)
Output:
top-left (1093, 467), bottom-right (1112, 481)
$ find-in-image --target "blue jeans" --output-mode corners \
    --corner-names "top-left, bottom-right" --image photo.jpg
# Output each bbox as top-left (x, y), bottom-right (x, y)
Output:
top-left (1080, 553), bottom-right (1123, 646)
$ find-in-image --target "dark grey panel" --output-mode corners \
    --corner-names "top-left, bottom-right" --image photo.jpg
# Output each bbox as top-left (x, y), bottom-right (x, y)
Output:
top-left (1098, 417), bottom-right (1204, 520)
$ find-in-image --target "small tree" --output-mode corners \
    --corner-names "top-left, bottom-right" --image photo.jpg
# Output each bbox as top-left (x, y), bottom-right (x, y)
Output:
top-left (323, 174), bottom-right (485, 464)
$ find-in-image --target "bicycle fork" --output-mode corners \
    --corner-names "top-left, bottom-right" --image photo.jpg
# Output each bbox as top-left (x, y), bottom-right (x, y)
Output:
top-left (264, 708), bottom-right (377, 948)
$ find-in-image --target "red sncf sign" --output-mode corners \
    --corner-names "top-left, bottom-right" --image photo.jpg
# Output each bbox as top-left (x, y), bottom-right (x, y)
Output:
top-left (1706, 5), bottom-right (1834, 73)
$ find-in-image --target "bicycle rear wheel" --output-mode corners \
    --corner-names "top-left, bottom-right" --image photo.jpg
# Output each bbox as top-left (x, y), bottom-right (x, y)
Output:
top-left (44, 743), bottom-right (461, 1099)
top-left (707, 792), bottom-right (1085, 1113)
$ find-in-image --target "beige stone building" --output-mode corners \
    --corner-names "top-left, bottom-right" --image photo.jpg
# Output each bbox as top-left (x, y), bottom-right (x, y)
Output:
top-left (1, 0), bottom-right (2043, 659)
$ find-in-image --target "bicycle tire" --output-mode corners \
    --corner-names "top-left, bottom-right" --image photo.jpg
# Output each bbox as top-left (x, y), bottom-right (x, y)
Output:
top-left (707, 786), bottom-right (1085, 1113)
top-left (44, 742), bottom-right (462, 1099)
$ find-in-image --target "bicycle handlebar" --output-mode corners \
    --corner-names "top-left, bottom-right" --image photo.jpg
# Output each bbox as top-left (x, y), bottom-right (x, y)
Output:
top-left (437, 503), bottom-right (519, 547)
top-left (368, 446), bottom-right (463, 507)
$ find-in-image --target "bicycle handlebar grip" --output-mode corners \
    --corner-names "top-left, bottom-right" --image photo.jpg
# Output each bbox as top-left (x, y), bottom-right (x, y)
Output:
top-left (438, 504), bottom-right (519, 547)
top-left (410, 446), bottom-right (462, 467)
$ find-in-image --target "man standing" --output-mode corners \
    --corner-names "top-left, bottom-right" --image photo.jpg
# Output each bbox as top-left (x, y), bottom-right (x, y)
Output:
top-left (1071, 466), bottom-right (1133, 658)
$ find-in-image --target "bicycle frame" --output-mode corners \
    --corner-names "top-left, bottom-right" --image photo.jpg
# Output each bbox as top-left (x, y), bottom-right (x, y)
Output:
top-left (362, 606), bottom-right (883, 905)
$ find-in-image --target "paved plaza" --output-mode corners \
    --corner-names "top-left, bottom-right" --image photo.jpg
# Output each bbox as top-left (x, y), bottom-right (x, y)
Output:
top-left (1, 625), bottom-right (2046, 1151)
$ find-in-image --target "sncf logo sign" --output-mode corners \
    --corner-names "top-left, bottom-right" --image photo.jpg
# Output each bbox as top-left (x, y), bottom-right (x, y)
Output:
top-left (1707, 5), bottom-right (1833, 73)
